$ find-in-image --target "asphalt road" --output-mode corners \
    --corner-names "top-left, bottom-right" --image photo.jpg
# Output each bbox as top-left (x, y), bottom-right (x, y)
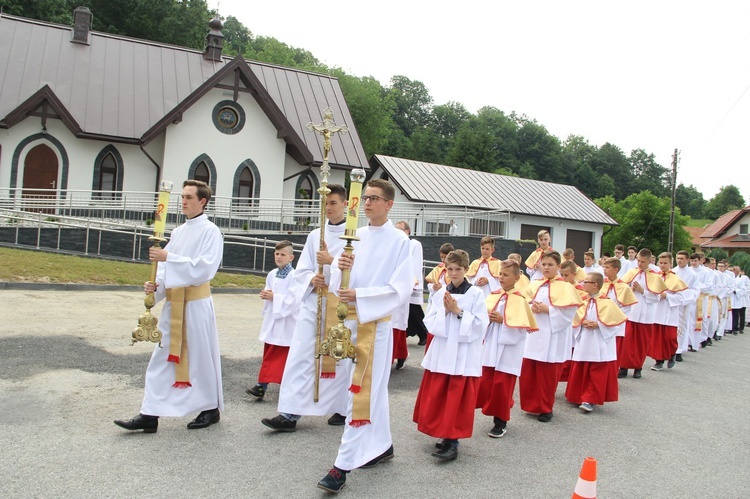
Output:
top-left (1, 289), bottom-right (748, 498)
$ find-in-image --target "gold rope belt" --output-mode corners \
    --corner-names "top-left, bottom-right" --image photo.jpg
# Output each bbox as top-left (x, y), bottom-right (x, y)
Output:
top-left (166, 282), bottom-right (211, 387)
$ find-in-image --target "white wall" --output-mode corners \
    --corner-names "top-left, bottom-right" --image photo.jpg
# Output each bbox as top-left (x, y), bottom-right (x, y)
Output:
top-left (507, 214), bottom-right (604, 257)
top-left (161, 86), bottom-right (286, 199)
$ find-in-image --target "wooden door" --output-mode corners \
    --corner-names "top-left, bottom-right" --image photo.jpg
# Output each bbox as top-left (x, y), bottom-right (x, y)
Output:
top-left (22, 144), bottom-right (59, 213)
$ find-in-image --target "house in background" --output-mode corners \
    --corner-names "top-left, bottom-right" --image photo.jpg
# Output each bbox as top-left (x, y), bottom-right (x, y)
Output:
top-left (0, 9), bottom-right (367, 209)
top-left (369, 154), bottom-right (618, 263)
top-left (700, 206), bottom-right (750, 256)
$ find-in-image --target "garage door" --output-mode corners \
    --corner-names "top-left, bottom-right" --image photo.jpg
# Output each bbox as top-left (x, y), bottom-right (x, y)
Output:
top-left (566, 230), bottom-right (594, 266)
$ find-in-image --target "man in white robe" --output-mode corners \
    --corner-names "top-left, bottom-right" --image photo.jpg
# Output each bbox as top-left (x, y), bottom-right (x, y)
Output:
top-left (115, 180), bottom-right (224, 433)
top-left (673, 251), bottom-right (700, 360)
top-left (317, 179), bottom-right (413, 493)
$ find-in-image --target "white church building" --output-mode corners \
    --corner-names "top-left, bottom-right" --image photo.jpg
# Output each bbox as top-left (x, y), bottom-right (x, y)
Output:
top-left (0, 8), bottom-right (367, 217)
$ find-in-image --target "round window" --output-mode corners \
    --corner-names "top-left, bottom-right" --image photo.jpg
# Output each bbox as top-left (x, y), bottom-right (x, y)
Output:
top-left (212, 100), bottom-right (246, 135)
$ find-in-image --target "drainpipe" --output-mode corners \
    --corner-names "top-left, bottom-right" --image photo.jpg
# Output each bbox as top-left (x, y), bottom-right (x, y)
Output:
top-left (139, 144), bottom-right (161, 192)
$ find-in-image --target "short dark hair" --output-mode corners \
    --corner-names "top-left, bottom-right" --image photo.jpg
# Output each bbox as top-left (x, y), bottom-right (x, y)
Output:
top-left (638, 248), bottom-right (652, 259)
top-left (584, 251), bottom-right (595, 260)
top-left (439, 243), bottom-right (455, 254)
top-left (501, 259), bottom-right (521, 276)
top-left (627, 246), bottom-right (637, 252)
top-left (588, 273), bottom-right (604, 288)
top-left (541, 249), bottom-right (562, 265)
top-left (676, 250), bottom-right (690, 258)
top-left (615, 244), bottom-right (625, 252)
top-left (560, 260), bottom-right (577, 272)
top-left (183, 179), bottom-right (212, 205)
top-left (690, 253), bottom-right (701, 260)
top-left (480, 236), bottom-right (495, 247)
top-left (327, 183), bottom-right (347, 200)
top-left (366, 178), bottom-right (395, 200)
top-left (603, 257), bottom-right (622, 270)
top-left (446, 249), bottom-right (470, 269)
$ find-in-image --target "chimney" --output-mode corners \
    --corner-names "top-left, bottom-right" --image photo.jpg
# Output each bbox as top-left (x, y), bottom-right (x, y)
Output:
top-left (204, 15), bottom-right (224, 62)
top-left (71, 6), bottom-right (92, 45)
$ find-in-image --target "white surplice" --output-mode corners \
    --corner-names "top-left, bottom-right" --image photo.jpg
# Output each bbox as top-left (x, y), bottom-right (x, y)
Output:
top-left (258, 267), bottom-right (298, 346)
top-left (328, 220), bottom-right (413, 471)
top-left (141, 214), bottom-right (224, 417)
top-left (277, 222), bottom-right (352, 417)
top-left (523, 284), bottom-right (577, 363)
top-left (481, 296), bottom-right (529, 377)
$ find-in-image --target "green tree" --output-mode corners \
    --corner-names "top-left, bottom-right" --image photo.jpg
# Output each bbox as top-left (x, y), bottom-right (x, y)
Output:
top-left (729, 251), bottom-right (750, 275)
top-left (591, 143), bottom-right (632, 200)
top-left (705, 185), bottom-right (746, 219)
top-left (595, 191), bottom-right (692, 254)
top-left (629, 148), bottom-right (669, 198)
top-left (387, 76), bottom-right (433, 138)
top-left (333, 72), bottom-right (393, 157)
top-left (245, 36), bottom-right (324, 71)
top-left (447, 106), bottom-right (519, 172)
top-left (0, 0), bottom-right (73, 23)
top-left (706, 249), bottom-right (728, 262)
top-left (516, 120), bottom-right (565, 184)
top-left (222, 15), bottom-right (252, 56)
top-left (675, 183), bottom-right (706, 219)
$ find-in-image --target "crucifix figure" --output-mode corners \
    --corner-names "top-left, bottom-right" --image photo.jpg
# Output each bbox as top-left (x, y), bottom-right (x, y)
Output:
top-left (306, 107), bottom-right (349, 173)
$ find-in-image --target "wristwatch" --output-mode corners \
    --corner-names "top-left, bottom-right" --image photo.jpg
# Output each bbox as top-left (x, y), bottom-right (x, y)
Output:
top-left (457, 310), bottom-right (464, 319)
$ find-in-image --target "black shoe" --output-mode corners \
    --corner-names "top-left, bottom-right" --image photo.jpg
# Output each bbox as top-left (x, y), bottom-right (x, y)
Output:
top-left (537, 412), bottom-right (553, 423)
top-left (395, 359), bottom-right (405, 370)
top-left (360, 445), bottom-right (394, 469)
top-left (618, 368), bottom-right (628, 378)
top-left (261, 414), bottom-right (297, 432)
top-left (114, 414), bottom-right (158, 433)
top-left (317, 467), bottom-right (347, 493)
top-left (431, 440), bottom-right (458, 460)
top-left (187, 408), bottom-right (220, 429)
top-left (706, 338), bottom-right (713, 346)
top-left (246, 384), bottom-right (265, 399)
top-left (417, 338), bottom-right (427, 346)
top-left (633, 369), bottom-right (642, 379)
top-left (651, 362), bottom-right (664, 372)
top-left (667, 355), bottom-right (676, 369)
top-left (688, 346), bottom-right (697, 352)
top-left (327, 413), bottom-right (346, 426)
top-left (435, 438), bottom-right (446, 450)
top-left (675, 354), bottom-right (683, 362)
top-left (488, 418), bottom-right (507, 438)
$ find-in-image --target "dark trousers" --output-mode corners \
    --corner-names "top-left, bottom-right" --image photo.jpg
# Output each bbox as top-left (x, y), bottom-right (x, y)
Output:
top-left (733, 307), bottom-right (746, 331)
top-left (407, 304), bottom-right (428, 342)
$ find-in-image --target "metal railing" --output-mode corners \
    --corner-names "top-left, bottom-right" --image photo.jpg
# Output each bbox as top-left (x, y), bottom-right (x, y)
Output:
top-left (0, 187), bottom-right (510, 238)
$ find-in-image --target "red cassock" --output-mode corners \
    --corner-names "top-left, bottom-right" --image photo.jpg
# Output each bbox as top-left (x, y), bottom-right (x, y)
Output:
top-left (413, 371), bottom-right (479, 439)
top-left (258, 343), bottom-right (290, 384)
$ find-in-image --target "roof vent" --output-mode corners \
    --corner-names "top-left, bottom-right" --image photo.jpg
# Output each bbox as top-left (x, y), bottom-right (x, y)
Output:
top-left (71, 6), bottom-right (92, 45)
top-left (204, 15), bottom-right (224, 61)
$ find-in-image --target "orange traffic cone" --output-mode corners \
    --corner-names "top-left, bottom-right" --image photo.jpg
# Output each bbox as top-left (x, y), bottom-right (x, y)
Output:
top-left (572, 456), bottom-right (597, 498)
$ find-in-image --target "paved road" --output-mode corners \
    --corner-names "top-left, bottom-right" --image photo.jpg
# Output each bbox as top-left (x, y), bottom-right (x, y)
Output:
top-left (1, 289), bottom-right (748, 498)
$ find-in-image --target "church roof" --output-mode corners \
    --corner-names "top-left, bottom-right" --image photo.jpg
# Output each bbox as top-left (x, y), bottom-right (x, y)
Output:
top-left (0, 14), bottom-right (367, 169)
top-left (371, 154), bottom-right (619, 225)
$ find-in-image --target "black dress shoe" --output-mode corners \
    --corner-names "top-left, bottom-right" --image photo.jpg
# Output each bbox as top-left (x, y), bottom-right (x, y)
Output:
top-left (317, 467), bottom-right (347, 493)
top-left (633, 369), bottom-right (642, 379)
top-left (617, 368), bottom-right (628, 378)
top-left (435, 438), bottom-right (447, 450)
top-left (327, 413), bottom-right (346, 426)
top-left (187, 408), bottom-right (220, 429)
top-left (675, 353), bottom-right (683, 362)
top-left (537, 412), bottom-right (553, 423)
top-left (431, 440), bottom-right (458, 461)
top-left (360, 445), bottom-right (394, 469)
top-left (417, 338), bottom-right (427, 346)
top-left (114, 414), bottom-right (158, 433)
top-left (395, 359), bottom-right (405, 370)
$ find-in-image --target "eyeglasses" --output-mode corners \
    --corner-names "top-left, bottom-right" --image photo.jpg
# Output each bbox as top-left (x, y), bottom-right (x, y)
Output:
top-left (361, 195), bottom-right (389, 203)
top-left (582, 280), bottom-right (598, 284)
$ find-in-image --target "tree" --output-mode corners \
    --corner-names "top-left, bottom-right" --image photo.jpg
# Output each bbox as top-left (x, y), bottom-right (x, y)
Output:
top-left (629, 148), bottom-right (669, 198)
top-left (595, 191), bottom-right (692, 254)
top-left (245, 36), bottom-right (324, 71)
top-left (1, 0), bottom-right (73, 23)
top-left (515, 121), bottom-right (565, 184)
top-left (447, 106), bottom-right (519, 172)
top-left (387, 76), bottom-right (433, 138)
top-left (333, 72), bottom-right (393, 157)
top-left (591, 143), bottom-right (633, 200)
top-left (705, 185), bottom-right (746, 219)
top-left (222, 15), bottom-right (252, 56)
top-left (675, 184), bottom-right (706, 219)
top-left (729, 251), bottom-right (750, 275)
top-left (706, 249), bottom-right (728, 262)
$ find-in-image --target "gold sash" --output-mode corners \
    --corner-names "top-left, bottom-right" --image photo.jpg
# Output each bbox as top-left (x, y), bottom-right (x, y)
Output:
top-left (320, 290), bottom-right (339, 378)
top-left (346, 306), bottom-right (391, 427)
top-left (166, 283), bottom-right (211, 388)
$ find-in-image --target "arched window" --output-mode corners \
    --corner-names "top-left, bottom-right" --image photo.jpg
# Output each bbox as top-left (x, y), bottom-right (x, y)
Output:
top-left (297, 175), bottom-right (313, 201)
top-left (237, 167), bottom-right (254, 205)
top-left (98, 152), bottom-right (117, 197)
top-left (194, 161), bottom-right (210, 184)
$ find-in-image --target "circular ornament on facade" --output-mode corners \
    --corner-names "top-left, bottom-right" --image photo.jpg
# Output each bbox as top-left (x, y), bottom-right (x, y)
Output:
top-left (212, 100), bottom-right (246, 135)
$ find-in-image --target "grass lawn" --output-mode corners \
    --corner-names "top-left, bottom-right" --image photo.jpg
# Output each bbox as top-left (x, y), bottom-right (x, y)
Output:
top-left (685, 218), bottom-right (713, 228)
top-left (0, 246), bottom-right (265, 288)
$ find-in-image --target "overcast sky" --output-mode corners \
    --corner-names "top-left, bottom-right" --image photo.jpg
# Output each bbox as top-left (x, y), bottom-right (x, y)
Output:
top-left (217, 1), bottom-right (750, 205)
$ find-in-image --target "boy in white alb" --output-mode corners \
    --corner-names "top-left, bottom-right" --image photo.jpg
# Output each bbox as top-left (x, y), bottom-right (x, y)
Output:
top-left (247, 240), bottom-right (298, 399)
top-left (467, 236), bottom-right (501, 298)
top-left (525, 230), bottom-right (553, 281)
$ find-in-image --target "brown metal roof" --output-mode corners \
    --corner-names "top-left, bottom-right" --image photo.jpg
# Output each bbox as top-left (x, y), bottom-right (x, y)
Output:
top-left (699, 207), bottom-right (749, 239)
top-left (371, 154), bottom-right (619, 225)
top-left (0, 14), bottom-right (367, 169)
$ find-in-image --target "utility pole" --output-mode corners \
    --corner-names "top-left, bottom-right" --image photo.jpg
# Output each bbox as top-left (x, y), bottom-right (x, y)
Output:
top-left (667, 148), bottom-right (679, 254)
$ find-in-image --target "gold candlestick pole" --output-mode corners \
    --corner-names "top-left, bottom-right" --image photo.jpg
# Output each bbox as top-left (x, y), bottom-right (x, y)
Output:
top-left (319, 168), bottom-right (366, 363)
top-left (131, 180), bottom-right (173, 346)
top-left (307, 108), bottom-right (349, 402)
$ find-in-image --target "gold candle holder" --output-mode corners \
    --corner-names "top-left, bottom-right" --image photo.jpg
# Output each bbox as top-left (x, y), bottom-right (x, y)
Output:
top-left (131, 180), bottom-right (173, 346)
